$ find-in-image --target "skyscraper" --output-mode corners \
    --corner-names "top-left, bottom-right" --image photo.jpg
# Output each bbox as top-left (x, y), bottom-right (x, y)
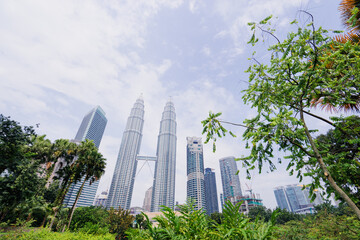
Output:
top-left (219, 156), bottom-right (242, 201)
top-left (186, 137), bottom-right (206, 211)
top-left (204, 168), bottom-right (219, 215)
top-left (143, 187), bottom-right (153, 212)
top-left (151, 100), bottom-right (177, 212)
top-left (106, 97), bottom-right (145, 210)
top-left (63, 106), bottom-right (107, 207)
top-left (274, 184), bottom-right (323, 214)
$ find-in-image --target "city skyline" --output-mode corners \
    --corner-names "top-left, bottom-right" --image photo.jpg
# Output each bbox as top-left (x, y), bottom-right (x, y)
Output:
top-left (1, 1), bottom-right (344, 210)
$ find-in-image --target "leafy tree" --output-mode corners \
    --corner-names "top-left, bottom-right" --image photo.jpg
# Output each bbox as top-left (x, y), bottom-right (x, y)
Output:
top-left (0, 114), bottom-right (35, 175)
top-left (48, 139), bottom-right (83, 229)
top-left (248, 206), bottom-right (272, 222)
top-left (315, 116), bottom-right (360, 207)
top-left (68, 206), bottom-right (109, 231)
top-left (274, 208), bottom-right (360, 239)
top-left (65, 139), bottom-right (106, 229)
top-left (134, 214), bottom-right (147, 229)
top-left (202, 13), bottom-right (360, 219)
top-left (108, 207), bottom-right (135, 240)
top-left (0, 115), bottom-right (49, 223)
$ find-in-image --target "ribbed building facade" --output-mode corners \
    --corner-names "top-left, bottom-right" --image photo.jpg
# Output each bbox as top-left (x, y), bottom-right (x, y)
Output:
top-left (204, 168), bottom-right (219, 215)
top-left (219, 156), bottom-right (242, 202)
top-left (106, 97), bottom-right (144, 210)
top-left (186, 137), bottom-right (206, 211)
top-left (63, 106), bottom-right (107, 207)
top-left (151, 101), bottom-right (177, 212)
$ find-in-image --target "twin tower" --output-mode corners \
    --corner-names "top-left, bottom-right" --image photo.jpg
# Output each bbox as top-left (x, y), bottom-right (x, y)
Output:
top-left (106, 96), bottom-right (177, 212)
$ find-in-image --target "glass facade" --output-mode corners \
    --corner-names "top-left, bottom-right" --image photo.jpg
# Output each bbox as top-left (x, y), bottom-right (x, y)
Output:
top-left (106, 97), bottom-right (144, 210)
top-left (151, 101), bottom-right (177, 212)
top-left (204, 168), bottom-right (219, 215)
top-left (274, 184), bottom-right (324, 213)
top-left (219, 156), bottom-right (242, 202)
top-left (63, 106), bottom-right (107, 208)
top-left (186, 137), bottom-right (206, 211)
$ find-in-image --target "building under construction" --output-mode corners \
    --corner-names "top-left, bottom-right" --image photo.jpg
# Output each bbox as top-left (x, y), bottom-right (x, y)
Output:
top-left (226, 193), bottom-right (263, 214)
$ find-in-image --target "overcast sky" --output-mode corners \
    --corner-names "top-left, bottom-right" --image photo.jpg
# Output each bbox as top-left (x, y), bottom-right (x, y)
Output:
top-left (0, 0), bottom-right (345, 209)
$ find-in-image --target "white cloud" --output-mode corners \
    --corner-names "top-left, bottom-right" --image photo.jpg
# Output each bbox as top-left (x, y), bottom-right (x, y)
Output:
top-left (202, 46), bottom-right (211, 56)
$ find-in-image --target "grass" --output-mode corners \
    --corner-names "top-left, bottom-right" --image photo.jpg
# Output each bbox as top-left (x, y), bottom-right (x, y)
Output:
top-left (0, 227), bottom-right (115, 240)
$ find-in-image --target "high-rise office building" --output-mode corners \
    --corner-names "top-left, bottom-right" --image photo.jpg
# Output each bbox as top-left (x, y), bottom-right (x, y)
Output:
top-left (106, 97), bottom-right (145, 210)
top-left (143, 187), bottom-right (153, 212)
top-left (151, 100), bottom-right (177, 212)
top-left (219, 156), bottom-right (242, 201)
top-left (63, 106), bottom-right (107, 207)
top-left (274, 184), bottom-right (323, 214)
top-left (186, 137), bottom-right (206, 211)
top-left (204, 168), bottom-right (219, 215)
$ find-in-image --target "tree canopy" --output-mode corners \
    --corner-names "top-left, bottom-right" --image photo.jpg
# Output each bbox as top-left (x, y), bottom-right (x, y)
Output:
top-left (202, 12), bottom-right (360, 219)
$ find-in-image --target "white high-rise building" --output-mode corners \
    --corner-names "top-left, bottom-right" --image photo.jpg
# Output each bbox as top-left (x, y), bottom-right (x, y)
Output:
top-left (151, 100), bottom-right (177, 212)
top-left (106, 97), bottom-right (144, 210)
top-left (186, 137), bottom-right (206, 211)
top-left (219, 156), bottom-right (242, 202)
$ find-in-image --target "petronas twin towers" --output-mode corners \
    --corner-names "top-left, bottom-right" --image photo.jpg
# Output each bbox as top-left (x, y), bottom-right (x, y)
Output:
top-left (106, 96), bottom-right (177, 211)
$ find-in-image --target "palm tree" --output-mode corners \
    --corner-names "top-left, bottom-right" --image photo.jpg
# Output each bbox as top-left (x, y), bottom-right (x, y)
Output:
top-left (311, 1), bottom-right (360, 112)
top-left (49, 139), bottom-right (83, 229)
top-left (65, 139), bottom-right (106, 230)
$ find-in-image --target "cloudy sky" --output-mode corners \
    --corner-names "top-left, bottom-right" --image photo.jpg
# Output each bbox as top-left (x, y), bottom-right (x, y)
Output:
top-left (0, 0), bottom-right (345, 209)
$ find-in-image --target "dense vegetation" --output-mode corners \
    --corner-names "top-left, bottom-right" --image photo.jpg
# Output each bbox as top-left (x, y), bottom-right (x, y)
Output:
top-left (2, 2), bottom-right (360, 239)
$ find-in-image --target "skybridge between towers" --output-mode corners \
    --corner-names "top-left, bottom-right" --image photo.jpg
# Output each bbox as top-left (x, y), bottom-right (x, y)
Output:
top-left (134, 155), bottom-right (157, 179)
top-left (136, 155), bottom-right (157, 162)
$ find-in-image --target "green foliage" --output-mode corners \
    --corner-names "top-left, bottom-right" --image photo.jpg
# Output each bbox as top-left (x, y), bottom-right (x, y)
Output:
top-left (248, 206), bottom-right (272, 222)
top-left (315, 116), bottom-right (360, 207)
top-left (274, 209), bottom-right (360, 239)
top-left (65, 140), bottom-right (106, 230)
top-left (127, 200), bottom-right (277, 240)
top-left (108, 207), bottom-right (134, 240)
top-left (134, 214), bottom-right (147, 229)
top-left (202, 13), bottom-right (360, 218)
top-left (210, 212), bottom-right (224, 225)
top-left (0, 228), bottom-right (115, 240)
top-left (68, 206), bottom-right (109, 231)
top-left (0, 114), bottom-right (35, 175)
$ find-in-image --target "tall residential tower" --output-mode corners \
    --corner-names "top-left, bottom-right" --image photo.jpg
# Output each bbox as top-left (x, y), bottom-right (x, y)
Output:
top-left (204, 168), bottom-right (219, 215)
top-left (219, 156), bottom-right (242, 202)
top-left (186, 137), bottom-right (206, 211)
top-left (106, 97), bottom-right (145, 210)
top-left (63, 106), bottom-right (107, 207)
top-left (151, 100), bottom-right (177, 212)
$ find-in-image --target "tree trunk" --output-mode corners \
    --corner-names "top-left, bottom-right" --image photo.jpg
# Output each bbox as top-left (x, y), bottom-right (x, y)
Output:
top-left (299, 109), bottom-right (360, 220)
top-left (49, 179), bottom-right (72, 229)
top-left (64, 176), bottom-right (88, 231)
